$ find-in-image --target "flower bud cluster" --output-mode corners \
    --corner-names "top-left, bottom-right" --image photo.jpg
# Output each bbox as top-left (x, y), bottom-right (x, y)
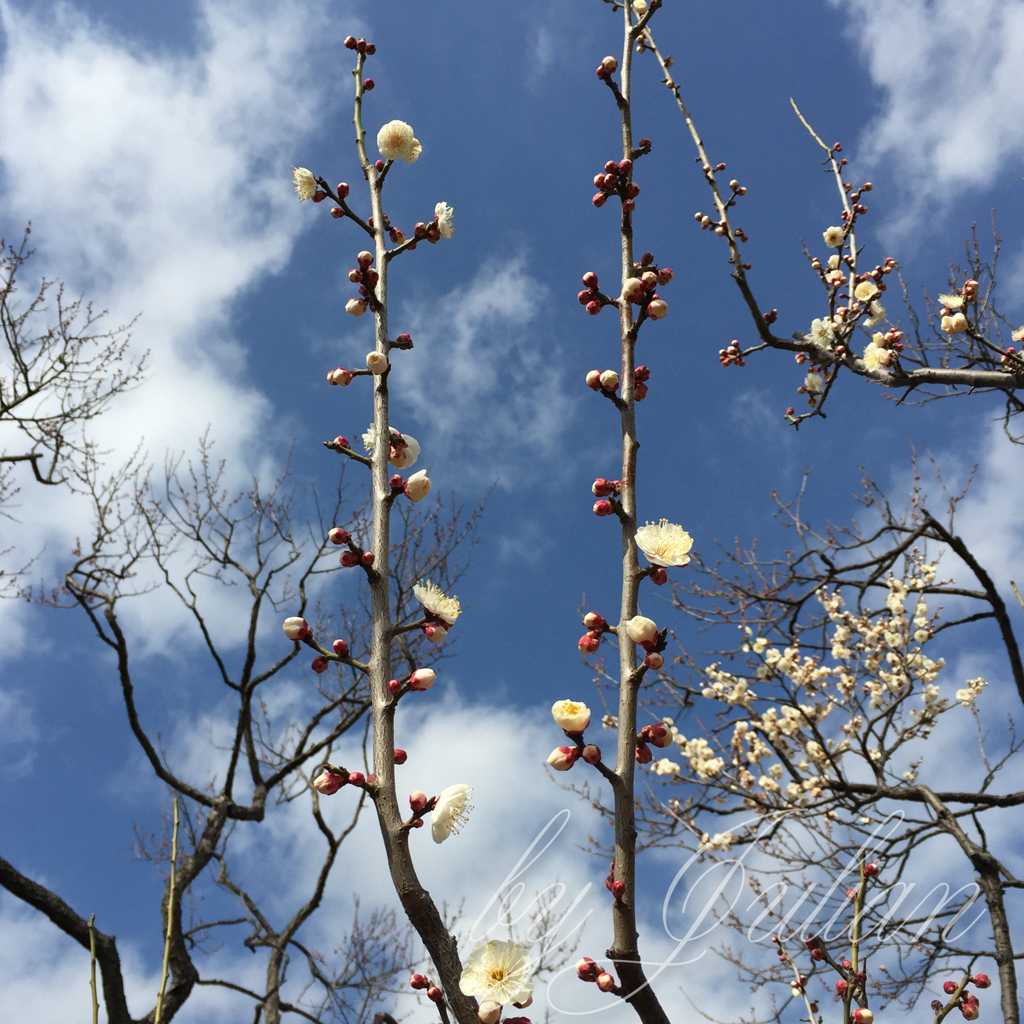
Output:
top-left (547, 700), bottom-right (601, 771)
top-left (619, 253), bottom-right (672, 322)
top-left (575, 957), bottom-right (616, 992)
top-left (313, 761), bottom-right (368, 796)
top-left (591, 157), bottom-right (639, 213)
top-left (719, 341), bottom-right (744, 368)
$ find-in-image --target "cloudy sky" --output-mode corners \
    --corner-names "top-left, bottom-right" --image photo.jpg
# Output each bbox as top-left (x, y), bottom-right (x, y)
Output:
top-left (1, 0), bottom-right (1023, 1021)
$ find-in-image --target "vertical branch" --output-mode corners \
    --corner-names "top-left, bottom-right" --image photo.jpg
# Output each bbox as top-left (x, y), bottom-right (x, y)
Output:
top-left (88, 914), bottom-right (99, 1024)
top-left (155, 797), bottom-right (180, 1024)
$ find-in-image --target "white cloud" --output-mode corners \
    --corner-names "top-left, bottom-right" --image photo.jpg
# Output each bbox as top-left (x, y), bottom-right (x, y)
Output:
top-left (835, 0), bottom-right (1024, 221)
top-left (0, 0), bottom-right (355, 652)
top-left (388, 257), bottom-right (579, 489)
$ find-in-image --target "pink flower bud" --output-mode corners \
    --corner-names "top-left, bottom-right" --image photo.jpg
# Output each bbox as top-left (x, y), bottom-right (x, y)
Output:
top-left (357, 250), bottom-right (374, 269)
top-left (361, 552), bottom-right (375, 566)
top-left (600, 55), bottom-right (618, 73)
top-left (388, 678), bottom-right (402, 695)
top-left (596, 973), bottom-right (615, 992)
top-left (864, 862), bottom-right (878, 877)
top-left (635, 743), bottom-right (652, 764)
top-left (593, 500), bottom-right (614, 517)
top-left (586, 300), bottom-right (601, 315)
top-left (390, 473), bottom-right (404, 490)
top-left (347, 771), bottom-right (366, 787)
top-left (394, 748), bottom-right (408, 765)
top-left (333, 435), bottom-right (350, 449)
top-left (348, 268), bottom-right (363, 283)
top-left (611, 880), bottom-right (625, 898)
top-left (634, 365), bottom-right (650, 383)
top-left (576, 957), bottom-right (601, 981)
top-left (547, 746), bottom-right (580, 771)
top-left (313, 771), bottom-right (345, 794)
top-left (622, 278), bottom-right (646, 304)
top-left (311, 655), bottom-right (329, 674)
top-left (649, 568), bottom-right (668, 586)
top-left (346, 298), bottom-right (367, 317)
top-left (647, 299), bottom-right (668, 320)
top-left (582, 272), bottom-right (599, 289)
top-left (327, 367), bottom-right (354, 387)
top-left (641, 271), bottom-right (658, 291)
top-left (645, 722), bottom-right (672, 746)
top-left (586, 369), bottom-right (602, 390)
top-left (626, 615), bottom-right (658, 645)
top-left (811, 948), bottom-right (824, 961)
top-left (622, 199), bottom-right (636, 213)
top-left (478, 1001), bottom-right (502, 1024)
top-left (344, 35), bottom-right (357, 48)
top-left (409, 790), bottom-right (429, 813)
top-left (424, 624), bottom-right (448, 642)
top-left (961, 1003), bottom-right (979, 1021)
top-left (582, 744), bottom-right (601, 764)
top-left (583, 611), bottom-right (608, 630)
top-left (404, 469), bottom-right (431, 502)
top-left (944, 982), bottom-right (959, 995)
top-left (657, 268), bottom-right (674, 285)
top-left (599, 369), bottom-right (619, 391)
top-left (365, 269), bottom-right (379, 287)
top-left (366, 351), bottom-right (388, 374)
top-left (579, 632), bottom-right (601, 654)
top-left (592, 478), bottom-right (613, 497)
top-left (836, 980), bottom-right (849, 996)
top-left (340, 551), bottom-right (360, 567)
top-left (625, 182), bottom-right (640, 199)
top-left (283, 616), bottom-right (311, 641)
top-left (330, 207), bottom-right (344, 219)
top-left (972, 975), bottom-right (991, 989)
top-left (332, 638), bottom-right (349, 657)
top-left (410, 973), bottom-right (429, 989)
top-left (409, 667), bottom-right (436, 691)
top-left (846, 888), bottom-right (857, 900)
top-left (851, 1010), bottom-right (873, 1024)
top-left (363, 77), bottom-right (375, 90)
top-left (578, 288), bottom-right (594, 305)
top-left (427, 986), bottom-right (443, 1003)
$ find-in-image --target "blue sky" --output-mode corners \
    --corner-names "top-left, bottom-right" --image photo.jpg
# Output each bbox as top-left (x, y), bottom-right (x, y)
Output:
top-left (1, 0), bottom-right (1024, 1020)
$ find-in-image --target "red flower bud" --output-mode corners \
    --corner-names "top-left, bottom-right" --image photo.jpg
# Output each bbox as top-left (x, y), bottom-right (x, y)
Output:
top-left (332, 638), bottom-right (349, 657)
top-left (394, 748), bottom-right (407, 765)
top-left (388, 679), bottom-right (402, 695)
top-left (593, 500), bottom-right (614, 517)
top-left (579, 632), bottom-right (601, 654)
top-left (582, 272), bottom-right (599, 289)
top-left (972, 975), bottom-right (991, 989)
top-left (944, 981), bottom-right (959, 994)
top-left (361, 552), bottom-right (375, 566)
top-left (611, 880), bottom-right (625, 898)
top-left (427, 986), bottom-right (443, 1003)
top-left (340, 551), bottom-right (360, 567)
top-left (347, 771), bottom-right (365, 787)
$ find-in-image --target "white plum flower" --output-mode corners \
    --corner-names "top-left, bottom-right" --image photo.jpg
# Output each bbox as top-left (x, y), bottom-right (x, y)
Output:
top-left (939, 292), bottom-right (964, 309)
top-left (551, 699), bottom-right (591, 733)
top-left (865, 300), bottom-right (886, 326)
top-left (804, 372), bottom-right (824, 395)
top-left (435, 201), bottom-right (455, 239)
top-left (431, 783), bottom-right (473, 843)
top-left (810, 318), bottom-right (834, 346)
top-left (862, 340), bottom-right (890, 372)
top-left (459, 940), bottom-right (533, 1005)
top-left (635, 520), bottom-right (693, 567)
top-left (1011, 326), bottom-right (1024, 343)
top-left (823, 226), bottom-right (845, 248)
top-left (854, 280), bottom-right (879, 302)
top-left (626, 615), bottom-right (658, 645)
top-left (413, 580), bottom-right (461, 625)
top-left (292, 166), bottom-right (317, 201)
top-left (377, 120), bottom-right (422, 164)
top-left (652, 758), bottom-right (680, 776)
top-left (405, 469), bottom-right (431, 502)
top-left (389, 432), bottom-right (420, 469)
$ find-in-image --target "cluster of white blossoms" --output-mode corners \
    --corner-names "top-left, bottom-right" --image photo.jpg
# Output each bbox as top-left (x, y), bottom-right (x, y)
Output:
top-left (652, 556), bottom-right (990, 812)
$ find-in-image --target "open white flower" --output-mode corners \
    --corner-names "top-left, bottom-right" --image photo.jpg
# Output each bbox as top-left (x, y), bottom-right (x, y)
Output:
top-left (292, 166), bottom-right (317, 201)
top-left (823, 225), bottom-right (845, 248)
top-left (552, 699), bottom-right (591, 733)
top-left (377, 120), bottom-right (422, 164)
top-left (809, 318), bottom-right (834, 346)
top-left (854, 280), bottom-right (879, 302)
top-left (413, 580), bottom-right (461, 625)
top-left (939, 292), bottom-right (964, 309)
top-left (635, 519), bottom-right (693, 567)
top-left (865, 300), bottom-right (886, 326)
top-left (1012, 326), bottom-right (1024, 343)
top-left (431, 783), bottom-right (473, 843)
top-left (435, 201), bottom-right (455, 239)
top-left (459, 940), bottom-right (533, 1005)
top-left (652, 758), bottom-right (680, 776)
top-left (389, 432), bottom-right (420, 469)
top-left (862, 340), bottom-right (890, 372)
top-left (804, 372), bottom-right (824, 395)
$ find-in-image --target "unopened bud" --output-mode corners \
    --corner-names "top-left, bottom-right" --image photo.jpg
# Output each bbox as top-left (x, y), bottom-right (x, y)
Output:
top-left (647, 298), bottom-right (668, 320)
top-left (649, 568), bottom-right (668, 586)
top-left (599, 369), bottom-right (619, 391)
top-left (347, 771), bottom-right (365, 787)
top-left (333, 638), bottom-right (349, 657)
top-left (579, 632), bottom-right (601, 654)
top-left (583, 611), bottom-right (608, 630)
top-left (361, 552), bottom-right (375, 566)
top-left (340, 550), bottom-right (360, 567)
top-left (283, 616), bottom-right (311, 641)
top-left (622, 278), bottom-right (646, 304)
top-left (346, 298), bottom-right (367, 317)
top-left (626, 615), bottom-right (658, 645)
top-left (409, 790), bottom-right (429, 813)
top-left (601, 55), bottom-right (618, 73)
top-left (366, 351), bottom-right (389, 374)
top-left (394, 748), bottom-right (407, 765)
top-left (547, 746), bottom-right (580, 771)
top-left (313, 771), bottom-right (345, 795)
top-left (427, 986), bottom-right (443, 1003)
top-left (409, 668), bottom-right (436, 691)
top-left (576, 957), bottom-right (601, 982)
top-left (635, 743), bottom-right (652, 764)
top-left (582, 743), bottom-right (601, 764)
top-left (424, 623), bottom-right (448, 642)
top-left (327, 367), bottom-right (355, 386)
top-left (596, 973), bottom-right (615, 993)
top-left (586, 369), bottom-right (602, 390)
top-left (611, 880), bottom-right (625, 898)
top-left (478, 1001), bottom-right (503, 1024)
top-left (593, 500), bottom-right (614, 517)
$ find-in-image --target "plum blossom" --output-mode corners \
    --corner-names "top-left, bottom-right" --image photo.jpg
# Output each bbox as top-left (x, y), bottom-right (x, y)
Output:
top-left (413, 580), bottom-right (461, 624)
top-left (405, 469), bottom-right (431, 502)
top-left (435, 202), bottom-right (455, 239)
top-left (552, 699), bottom-right (591, 733)
top-left (292, 166), bottom-right (317, 201)
top-left (853, 280), bottom-right (879, 302)
top-left (459, 940), bottom-right (533, 1005)
top-left (809, 318), bottom-right (834, 346)
top-left (823, 226), bottom-right (844, 248)
top-left (626, 615), bottom-right (658, 645)
top-left (862, 339), bottom-right (890, 372)
top-left (635, 519), bottom-right (693, 567)
top-left (431, 783), bottom-right (473, 842)
top-left (652, 758), bottom-right (680, 776)
top-left (804, 373), bottom-right (824, 395)
top-left (377, 119), bottom-right (422, 163)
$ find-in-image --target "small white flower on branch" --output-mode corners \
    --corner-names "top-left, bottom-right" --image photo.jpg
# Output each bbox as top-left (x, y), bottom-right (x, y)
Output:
top-left (804, 372), bottom-right (824, 395)
top-left (377, 119), bottom-right (422, 164)
top-left (853, 280), bottom-right (879, 302)
top-left (632, 0), bottom-right (648, 14)
top-left (809, 318), bottom-right (834, 345)
top-left (366, 351), bottom-right (388, 373)
top-left (389, 432), bottom-right (420, 469)
top-left (1012, 326), bottom-right (1024, 343)
top-left (635, 519), bottom-right (693, 567)
top-left (413, 580), bottom-right (461, 625)
top-left (865, 300), bottom-right (886, 326)
top-left (626, 615), bottom-right (658, 646)
top-left (404, 469), bottom-right (431, 502)
top-left (652, 758), bottom-right (680, 776)
top-left (823, 225), bottom-right (845, 248)
top-left (283, 616), bottom-right (311, 640)
top-left (292, 166), bottom-right (317, 201)
top-left (862, 337), bottom-right (891, 372)
top-left (432, 783), bottom-right (473, 843)
top-left (552, 699), bottom-right (591, 734)
top-left (459, 940), bottom-right (534, 1005)
top-left (434, 202), bottom-right (455, 239)
top-left (939, 292), bottom-right (964, 309)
